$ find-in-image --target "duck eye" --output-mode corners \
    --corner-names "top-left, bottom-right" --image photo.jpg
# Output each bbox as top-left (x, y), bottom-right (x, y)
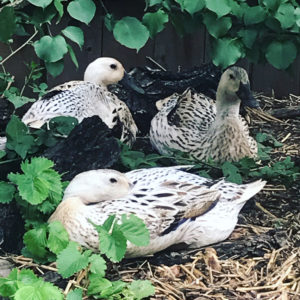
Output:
top-left (229, 74), bottom-right (235, 80)
top-left (110, 178), bottom-right (117, 183)
top-left (110, 64), bottom-right (117, 70)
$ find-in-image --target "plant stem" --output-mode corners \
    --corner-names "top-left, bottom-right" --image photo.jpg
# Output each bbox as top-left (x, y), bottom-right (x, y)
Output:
top-left (0, 29), bottom-right (38, 66)
top-left (99, 0), bottom-right (109, 14)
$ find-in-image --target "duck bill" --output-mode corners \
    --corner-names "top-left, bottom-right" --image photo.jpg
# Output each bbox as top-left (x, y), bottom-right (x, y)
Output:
top-left (120, 72), bottom-right (145, 94)
top-left (237, 82), bottom-right (260, 109)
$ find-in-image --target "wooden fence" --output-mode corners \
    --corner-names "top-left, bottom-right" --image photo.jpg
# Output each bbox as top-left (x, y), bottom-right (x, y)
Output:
top-left (1, 0), bottom-right (299, 98)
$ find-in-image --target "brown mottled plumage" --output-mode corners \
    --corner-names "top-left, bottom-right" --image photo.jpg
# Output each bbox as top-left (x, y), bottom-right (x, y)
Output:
top-left (150, 67), bottom-right (258, 162)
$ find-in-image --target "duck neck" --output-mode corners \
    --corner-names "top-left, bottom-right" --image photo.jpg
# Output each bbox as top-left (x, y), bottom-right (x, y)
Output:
top-left (215, 90), bottom-right (240, 120)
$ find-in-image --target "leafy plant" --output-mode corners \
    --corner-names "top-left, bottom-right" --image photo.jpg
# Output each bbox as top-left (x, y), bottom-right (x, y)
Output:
top-left (0, 157), bottom-right (64, 228)
top-left (118, 133), bottom-right (299, 186)
top-left (0, 153), bottom-right (154, 299)
top-left (103, 0), bottom-right (299, 69)
top-left (1, 115), bottom-right (78, 161)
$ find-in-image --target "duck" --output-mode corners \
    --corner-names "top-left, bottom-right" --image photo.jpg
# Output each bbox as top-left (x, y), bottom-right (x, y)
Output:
top-left (150, 67), bottom-right (259, 162)
top-left (22, 57), bottom-right (142, 146)
top-left (48, 166), bottom-right (266, 258)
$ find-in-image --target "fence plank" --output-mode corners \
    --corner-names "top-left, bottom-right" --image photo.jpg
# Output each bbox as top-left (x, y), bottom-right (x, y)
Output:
top-left (154, 24), bottom-right (206, 71)
top-left (251, 57), bottom-right (300, 97)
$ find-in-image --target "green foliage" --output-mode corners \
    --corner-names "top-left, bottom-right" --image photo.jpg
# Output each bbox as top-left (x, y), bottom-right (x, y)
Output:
top-left (113, 17), bottom-right (150, 51)
top-left (0, 7), bottom-right (16, 42)
top-left (142, 9), bottom-right (169, 38)
top-left (34, 35), bottom-right (68, 63)
top-left (2, 115), bottom-right (78, 159)
top-left (93, 213), bottom-right (150, 262)
top-left (57, 241), bottom-right (90, 278)
top-left (0, 268), bottom-right (63, 300)
top-left (62, 26), bottom-right (84, 49)
top-left (0, 181), bottom-right (15, 204)
top-left (4, 88), bottom-right (35, 109)
top-left (5, 115), bottom-right (35, 159)
top-left (265, 40), bottom-right (297, 69)
top-left (8, 157), bottom-right (62, 205)
top-left (66, 288), bottom-right (83, 300)
top-left (103, 0), bottom-right (299, 69)
top-left (67, 0), bottom-right (96, 25)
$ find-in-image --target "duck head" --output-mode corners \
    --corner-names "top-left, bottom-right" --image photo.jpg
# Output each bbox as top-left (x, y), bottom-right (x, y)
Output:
top-left (84, 57), bottom-right (144, 93)
top-left (216, 67), bottom-right (259, 114)
top-left (84, 57), bottom-right (125, 86)
top-left (63, 169), bottom-right (133, 204)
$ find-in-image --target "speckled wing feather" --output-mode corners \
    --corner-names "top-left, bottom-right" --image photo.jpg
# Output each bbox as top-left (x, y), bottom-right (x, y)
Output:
top-left (22, 81), bottom-right (137, 145)
top-left (167, 88), bottom-right (216, 131)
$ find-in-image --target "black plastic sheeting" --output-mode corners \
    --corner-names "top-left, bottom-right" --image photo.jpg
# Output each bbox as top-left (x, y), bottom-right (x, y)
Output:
top-left (43, 116), bottom-right (121, 181)
top-left (110, 64), bottom-right (222, 135)
top-left (0, 202), bottom-right (24, 254)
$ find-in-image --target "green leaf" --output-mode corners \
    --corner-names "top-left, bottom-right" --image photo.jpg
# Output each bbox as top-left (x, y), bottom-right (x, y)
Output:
top-left (47, 221), bottom-right (69, 255)
top-left (205, 0), bottom-right (231, 18)
top-left (0, 268), bottom-right (19, 297)
top-left (87, 273), bottom-right (112, 296)
top-left (31, 5), bottom-right (57, 25)
top-left (128, 280), bottom-right (155, 300)
top-left (8, 157), bottom-right (62, 205)
top-left (275, 3), bottom-right (295, 29)
top-left (34, 35), bottom-right (68, 63)
top-left (67, 0), bottom-right (96, 25)
top-left (0, 182), bottom-right (15, 204)
top-left (49, 116), bottom-right (78, 135)
top-left (0, 150), bottom-right (6, 159)
top-left (0, 7), bottom-right (16, 42)
top-left (96, 224), bottom-right (127, 262)
top-left (57, 241), bottom-right (89, 278)
top-left (23, 225), bottom-right (48, 259)
top-left (54, 0), bottom-right (64, 19)
top-left (262, 0), bottom-right (281, 12)
top-left (62, 26), bottom-right (84, 49)
top-left (4, 89), bottom-right (35, 109)
top-left (203, 12), bottom-right (232, 38)
top-left (66, 288), bottom-right (83, 300)
top-left (67, 44), bottom-right (79, 68)
top-left (120, 214), bottom-right (150, 246)
top-left (27, 0), bottom-right (52, 9)
top-left (89, 254), bottom-right (107, 276)
top-left (221, 161), bottom-right (243, 184)
top-left (142, 9), bottom-right (168, 38)
top-left (265, 40), bottom-right (297, 70)
top-left (238, 29), bottom-right (257, 49)
top-left (102, 214), bottom-right (116, 231)
top-left (147, 0), bottom-right (162, 7)
top-left (175, 0), bottom-right (205, 15)
top-left (113, 17), bottom-right (150, 51)
top-left (244, 6), bottom-right (267, 25)
top-left (211, 38), bottom-right (245, 69)
top-left (5, 115), bottom-right (34, 159)
top-left (14, 280), bottom-right (63, 300)
top-left (295, 7), bottom-right (300, 27)
top-left (104, 13), bottom-right (116, 32)
top-left (99, 280), bottom-right (127, 298)
top-left (45, 60), bottom-right (64, 77)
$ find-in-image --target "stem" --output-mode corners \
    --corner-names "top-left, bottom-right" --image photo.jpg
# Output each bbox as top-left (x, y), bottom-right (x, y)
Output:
top-left (0, 29), bottom-right (38, 66)
top-left (99, 0), bottom-right (109, 14)
top-left (20, 67), bottom-right (34, 96)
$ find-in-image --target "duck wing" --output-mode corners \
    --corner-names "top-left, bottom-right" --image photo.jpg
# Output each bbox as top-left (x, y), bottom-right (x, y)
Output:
top-left (166, 88), bottom-right (216, 132)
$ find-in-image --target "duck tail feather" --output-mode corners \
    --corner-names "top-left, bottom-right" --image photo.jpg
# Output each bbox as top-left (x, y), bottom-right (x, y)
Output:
top-left (237, 179), bottom-right (266, 204)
